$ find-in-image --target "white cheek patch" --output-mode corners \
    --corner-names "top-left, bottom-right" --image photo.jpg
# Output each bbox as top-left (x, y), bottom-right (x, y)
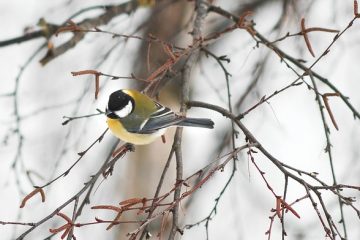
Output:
top-left (115, 101), bottom-right (133, 118)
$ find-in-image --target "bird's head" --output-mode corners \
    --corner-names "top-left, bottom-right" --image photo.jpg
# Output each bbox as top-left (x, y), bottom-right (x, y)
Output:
top-left (106, 90), bottom-right (135, 119)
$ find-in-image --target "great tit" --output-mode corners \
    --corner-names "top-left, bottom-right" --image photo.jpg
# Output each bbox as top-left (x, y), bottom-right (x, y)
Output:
top-left (106, 89), bottom-right (214, 145)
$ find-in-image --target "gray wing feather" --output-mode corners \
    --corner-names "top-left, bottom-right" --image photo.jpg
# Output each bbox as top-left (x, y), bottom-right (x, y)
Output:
top-left (137, 103), bottom-right (183, 134)
top-left (126, 102), bottom-right (213, 134)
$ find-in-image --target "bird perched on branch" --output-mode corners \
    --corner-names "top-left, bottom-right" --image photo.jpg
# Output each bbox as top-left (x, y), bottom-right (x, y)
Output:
top-left (106, 89), bottom-right (214, 145)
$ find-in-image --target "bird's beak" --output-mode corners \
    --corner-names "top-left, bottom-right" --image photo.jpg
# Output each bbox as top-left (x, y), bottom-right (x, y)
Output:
top-left (105, 108), bottom-right (111, 116)
top-left (106, 108), bottom-right (119, 119)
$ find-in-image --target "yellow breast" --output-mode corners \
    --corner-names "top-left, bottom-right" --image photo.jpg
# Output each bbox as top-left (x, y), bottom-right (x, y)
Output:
top-left (107, 118), bottom-right (165, 145)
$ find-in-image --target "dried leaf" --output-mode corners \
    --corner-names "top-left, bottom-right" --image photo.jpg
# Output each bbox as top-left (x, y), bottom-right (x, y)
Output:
top-left (119, 198), bottom-right (143, 206)
top-left (280, 198), bottom-right (301, 219)
top-left (20, 187), bottom-right (45, 208)
top-left (301, 18), bottom-right (315, 57)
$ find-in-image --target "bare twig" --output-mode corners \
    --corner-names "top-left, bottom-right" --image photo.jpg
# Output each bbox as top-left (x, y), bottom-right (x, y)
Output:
top-left (34, 128), bottom-right (109, 189)
top-left (16, 143), bottom-right (133, 240)
top-left (187, 100), bottom-right (356, 239)
top-left (207, 4), bottom-right (360, 120)
top-left (309, 73), bottom-right (347, 238)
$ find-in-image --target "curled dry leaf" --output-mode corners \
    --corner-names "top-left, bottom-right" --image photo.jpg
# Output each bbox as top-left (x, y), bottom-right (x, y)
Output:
top-left (280, 198), bottom-right (301, 219)
top-left (354, 0), bottom-right (359, 16)
top-left (301, 18), bottom-right (315, 57)
top-left (322, 93), bottom-right (340, 130)
top-left (71, 70), bottom-right (101, 99)
top-left (276, 196), bottom-right (282, 218)
top-left (20, 187), bottom-right (45, 208)
top-left (119, 198), bottom-right (144, 206)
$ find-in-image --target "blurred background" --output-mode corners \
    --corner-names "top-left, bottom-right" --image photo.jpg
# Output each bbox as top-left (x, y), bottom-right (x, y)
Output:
top-left (0, 0), bottom-right (359, 239)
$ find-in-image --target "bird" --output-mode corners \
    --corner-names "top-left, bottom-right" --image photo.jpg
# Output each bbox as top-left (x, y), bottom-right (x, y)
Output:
top-left (106, 89), bottom-right (214, 145)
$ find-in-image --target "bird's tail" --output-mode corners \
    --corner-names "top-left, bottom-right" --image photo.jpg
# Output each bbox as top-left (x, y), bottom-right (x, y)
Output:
top-left (178, 117), bottom-right (214, 129)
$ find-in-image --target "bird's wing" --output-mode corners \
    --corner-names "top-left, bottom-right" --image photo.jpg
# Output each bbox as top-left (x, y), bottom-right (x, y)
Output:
top-left (135, 102), bottom-right (184, 134)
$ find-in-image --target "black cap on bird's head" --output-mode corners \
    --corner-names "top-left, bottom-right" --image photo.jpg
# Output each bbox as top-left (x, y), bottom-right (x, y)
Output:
top-left (106, 90), bottom-right (135, 119)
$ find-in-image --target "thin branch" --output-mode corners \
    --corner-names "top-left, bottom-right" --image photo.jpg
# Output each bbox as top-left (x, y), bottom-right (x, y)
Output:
top-left (207, 4), bottom-right (360, 120)
top-left (35, 128), bottom-right (109, 189)
top-left (168, 1), bottom-right (209, 240)
top-left (187, 100), bottom-right (354, 239)
top-left (62, 109), bottom-right (104, 125)
top-left (309, 73), bottom-right (347, 238)
top-left (16, 143), bottom-right (133, 240)
top-left (40, 1), bottom-right (141, 65)
top-left (139, 148), bottom-right (175, 239)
